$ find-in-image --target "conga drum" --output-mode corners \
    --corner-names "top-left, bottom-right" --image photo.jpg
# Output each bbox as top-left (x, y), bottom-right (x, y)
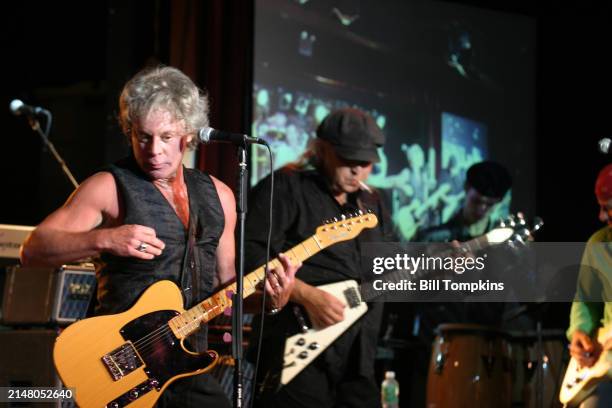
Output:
top-left (427, 324), bottom-right (512, 408)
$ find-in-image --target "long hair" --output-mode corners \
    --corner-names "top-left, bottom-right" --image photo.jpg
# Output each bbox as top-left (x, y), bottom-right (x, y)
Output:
top-left (284, 138), bottom-right (333, 171)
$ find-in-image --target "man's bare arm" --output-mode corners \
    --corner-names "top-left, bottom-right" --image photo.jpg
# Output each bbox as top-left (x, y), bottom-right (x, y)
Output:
top-left (20, 172), bottom-right (164, 267)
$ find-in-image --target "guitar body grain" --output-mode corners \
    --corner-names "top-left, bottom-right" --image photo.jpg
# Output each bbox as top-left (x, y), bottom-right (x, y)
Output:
top-left (53, 280), bottom-right (218, 408)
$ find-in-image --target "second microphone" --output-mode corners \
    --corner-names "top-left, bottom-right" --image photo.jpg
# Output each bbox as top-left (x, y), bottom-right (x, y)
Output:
top-left (198, 127), bottom-right (266, 145)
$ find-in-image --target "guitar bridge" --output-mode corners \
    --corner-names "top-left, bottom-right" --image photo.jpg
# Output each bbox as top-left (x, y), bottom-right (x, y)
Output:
top-left (102, 341), bottom-right (144, 381)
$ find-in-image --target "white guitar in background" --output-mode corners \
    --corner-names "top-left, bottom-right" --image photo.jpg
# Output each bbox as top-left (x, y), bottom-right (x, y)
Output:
top-left (560, 327), bottom-right (612, 407)
top-left (280, 213), bottom-right (542, 386)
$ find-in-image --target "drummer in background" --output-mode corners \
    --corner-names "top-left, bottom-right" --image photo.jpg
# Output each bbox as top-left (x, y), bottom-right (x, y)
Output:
top-left (567, 163), bottom-right (612, 407)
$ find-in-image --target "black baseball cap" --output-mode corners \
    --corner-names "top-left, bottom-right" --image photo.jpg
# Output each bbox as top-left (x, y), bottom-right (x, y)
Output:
top-left (316, 108), bottom-right (384, 163)
top-left (466, 161), bottom-right (512, 198)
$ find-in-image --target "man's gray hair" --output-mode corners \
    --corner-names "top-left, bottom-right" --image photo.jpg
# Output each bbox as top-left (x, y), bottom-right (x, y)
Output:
top-left (119, 66), bottom-right (208, 149)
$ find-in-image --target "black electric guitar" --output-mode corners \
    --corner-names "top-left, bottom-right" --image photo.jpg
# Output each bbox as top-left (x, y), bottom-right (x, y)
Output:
top-left (52, 213), bottom-right (378, 408)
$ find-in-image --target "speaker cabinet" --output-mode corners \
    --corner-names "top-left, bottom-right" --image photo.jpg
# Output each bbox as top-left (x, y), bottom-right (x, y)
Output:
top-left (0, 329), bottom-right (78, 407)
top-left (2, 264), bottom-right (95, 325)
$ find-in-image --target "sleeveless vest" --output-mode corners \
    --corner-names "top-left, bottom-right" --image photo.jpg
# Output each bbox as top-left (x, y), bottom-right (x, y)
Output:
top-left (97, 156), bottom-right (224, 350)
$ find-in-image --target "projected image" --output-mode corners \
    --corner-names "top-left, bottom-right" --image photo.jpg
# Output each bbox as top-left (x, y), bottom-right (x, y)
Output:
top-left (253, 0), bottom-right (533, 241)
top-left (438, 112), bottom-right (510, 229)
top-left (251, 83), bottom-right (509, 240)
top-left (251, 83), bottom-right (386, 185)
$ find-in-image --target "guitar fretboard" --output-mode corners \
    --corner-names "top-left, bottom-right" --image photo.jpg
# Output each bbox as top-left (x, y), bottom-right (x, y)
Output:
top-left (168, 236), bottom-right (323, 338)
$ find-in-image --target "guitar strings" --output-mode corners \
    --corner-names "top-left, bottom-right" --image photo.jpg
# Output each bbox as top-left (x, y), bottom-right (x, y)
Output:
top-left (111, 274), bottom-right (264, 359)
top-left (104, 252), bottom-right (305, 360)
top-left (109, 302), bottom-right (226, 361)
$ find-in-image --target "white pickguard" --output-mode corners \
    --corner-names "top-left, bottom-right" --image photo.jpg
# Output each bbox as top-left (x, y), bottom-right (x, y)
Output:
top-left (281, 280), bottom-right (368, 385)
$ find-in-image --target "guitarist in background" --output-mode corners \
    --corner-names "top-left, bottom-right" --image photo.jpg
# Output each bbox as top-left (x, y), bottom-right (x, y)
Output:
top-left (567, 163), bottom-right (612, 407)
top-left (408, 160), bottom-right (513, 405)
top-left (245, 108), bottom-right (396, 408)
top-left (19, 65), bottom-right (298, 407)
top-left (416, 161), bottom-right (512, 243)
top-left (414, 160), bottom-right (513, 325)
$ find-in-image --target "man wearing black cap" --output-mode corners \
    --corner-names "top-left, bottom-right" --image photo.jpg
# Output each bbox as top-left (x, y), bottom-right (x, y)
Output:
top-left (416, 160), bottom-right (512, 243)
top-left (245, 108), bottom-right (396, 407)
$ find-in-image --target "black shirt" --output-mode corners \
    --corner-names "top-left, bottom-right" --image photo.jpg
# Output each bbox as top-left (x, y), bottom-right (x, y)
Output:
top-left (245, 167), bottom-right (396, 381)
top-left (245, 167), bottom-right (395, 283)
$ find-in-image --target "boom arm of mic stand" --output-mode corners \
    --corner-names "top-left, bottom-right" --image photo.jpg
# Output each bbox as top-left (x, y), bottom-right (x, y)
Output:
top-left (28, 112), bottom-right (79, 189)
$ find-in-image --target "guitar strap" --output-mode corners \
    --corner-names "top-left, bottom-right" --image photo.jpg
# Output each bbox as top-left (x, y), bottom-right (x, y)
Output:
top-left (179, 201), bottom-right (200, 308)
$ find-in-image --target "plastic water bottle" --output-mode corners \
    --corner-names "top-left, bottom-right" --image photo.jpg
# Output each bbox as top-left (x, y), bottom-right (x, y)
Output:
top-left (381, 370), bottom-right (399, 408)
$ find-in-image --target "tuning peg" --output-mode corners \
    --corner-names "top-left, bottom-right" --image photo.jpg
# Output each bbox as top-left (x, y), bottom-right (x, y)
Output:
top-left (358, 209), bottom-right (363, 215)
top-left (532, 216), bottom-right (544, 232)
top-left (507, 215), bottom-right (516, 227)
top-left (341, 214), bottom-right (346, 220)
top-left (517, 227), bottom-right (531, 241)
top-left (498, 219), bottom-right (507, 227)
top-left (513, 234), bottom-right (526, 245)
top-left (517, 212), bottom-right (526, 225)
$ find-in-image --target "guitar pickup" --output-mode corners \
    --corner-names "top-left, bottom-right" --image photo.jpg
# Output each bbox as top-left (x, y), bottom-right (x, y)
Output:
top-left (101, 341), bottom-right (144, 381)
top-left (343, 287), bottom-right (361, 308)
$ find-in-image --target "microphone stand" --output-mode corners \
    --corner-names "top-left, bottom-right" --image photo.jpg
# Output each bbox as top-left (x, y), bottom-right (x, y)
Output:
top-left (232, 144), bottom-right (248, 408)
top-left (27, 112), bottom-right (79, 189)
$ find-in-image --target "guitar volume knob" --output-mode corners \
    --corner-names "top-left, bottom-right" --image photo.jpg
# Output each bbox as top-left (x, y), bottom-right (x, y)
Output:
top-left (296, 338), bottom-right (306, 346)
top-left (308, 342), bottom-right (320, 350)
top-left (298, 351), bottom-right (309, 359)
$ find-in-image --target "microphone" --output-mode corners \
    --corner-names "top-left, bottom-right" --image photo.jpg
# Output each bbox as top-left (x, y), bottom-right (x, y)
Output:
top-left (198, 126), bottom-right (266, 145)
top-left (9, 99), bottom-right (49, 117)
top-left (599, 137), bottom-right (611, 154)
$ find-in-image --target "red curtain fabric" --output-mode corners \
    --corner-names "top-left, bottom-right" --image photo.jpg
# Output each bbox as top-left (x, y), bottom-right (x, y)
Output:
top-left (170, 0), bottom-right (254, 190)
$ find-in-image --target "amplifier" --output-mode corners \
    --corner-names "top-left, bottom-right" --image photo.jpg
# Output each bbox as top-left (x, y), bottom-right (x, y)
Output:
top-left (2, 264), bottom-right (96, 325)
top-left (0, 328), bottom-right (76, 407)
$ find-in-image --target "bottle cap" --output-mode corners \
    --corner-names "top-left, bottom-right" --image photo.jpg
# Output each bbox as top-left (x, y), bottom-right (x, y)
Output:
top-left (385, 371), bottom-right (395, 378)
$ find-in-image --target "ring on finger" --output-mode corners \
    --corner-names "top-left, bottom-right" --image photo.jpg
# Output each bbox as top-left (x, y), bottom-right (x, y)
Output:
top-left (137, 242), bottom-right (149, 252)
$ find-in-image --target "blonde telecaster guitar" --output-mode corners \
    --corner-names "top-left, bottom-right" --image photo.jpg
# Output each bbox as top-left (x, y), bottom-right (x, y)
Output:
top-left (560, 326), bottom-right (612, 407)
top-left (53, 213), bottom-right (378, 408)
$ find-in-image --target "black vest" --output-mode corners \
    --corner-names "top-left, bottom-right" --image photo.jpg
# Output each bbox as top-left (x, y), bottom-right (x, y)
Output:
top-left (97, 157), bottom-right (224, 350)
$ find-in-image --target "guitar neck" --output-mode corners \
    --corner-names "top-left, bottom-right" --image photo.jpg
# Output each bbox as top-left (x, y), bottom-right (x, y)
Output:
top-left (169, 235), bottom-right (324, 338)
top-left (410, 234), bottom-right (489, 280)
top-left (461, 234), bottom-right (490, 253)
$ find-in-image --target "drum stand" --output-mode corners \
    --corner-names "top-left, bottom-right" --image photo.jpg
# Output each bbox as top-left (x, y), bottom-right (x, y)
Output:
top-left (535, 320), bottom-right (544, 408)
top-left (503, 302), bottom-right (549, 408)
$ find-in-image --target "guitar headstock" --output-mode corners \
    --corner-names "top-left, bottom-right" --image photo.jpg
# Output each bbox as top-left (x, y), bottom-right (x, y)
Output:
top-left (496, 212), bottom-right (544, 245)
top-left (314, 211), bottom-right (378, 249)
